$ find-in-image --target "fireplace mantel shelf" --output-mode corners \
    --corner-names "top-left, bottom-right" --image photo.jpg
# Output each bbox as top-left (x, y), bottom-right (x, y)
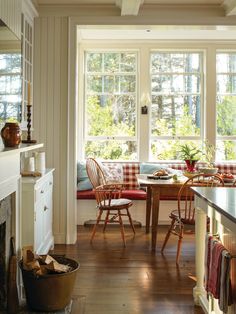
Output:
top-left (0, 143), bottom-right (43, 157)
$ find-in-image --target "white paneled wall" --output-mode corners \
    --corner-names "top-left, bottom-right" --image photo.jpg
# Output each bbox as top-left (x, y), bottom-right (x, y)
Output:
top-left (33, 16), bottom-right (69, 244)
top-left (0, 0), bottom-right (21, 39)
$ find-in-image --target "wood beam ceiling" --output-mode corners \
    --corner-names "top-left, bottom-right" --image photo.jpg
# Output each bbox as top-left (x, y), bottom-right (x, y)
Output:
top-left (223, 0), bottom-right (236, 15)
top-left (115, 0), bottom-right (144, 16)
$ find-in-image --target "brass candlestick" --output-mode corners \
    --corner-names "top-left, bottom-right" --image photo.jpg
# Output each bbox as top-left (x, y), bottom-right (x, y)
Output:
top-left (22, 104), bottom-right (37, 144)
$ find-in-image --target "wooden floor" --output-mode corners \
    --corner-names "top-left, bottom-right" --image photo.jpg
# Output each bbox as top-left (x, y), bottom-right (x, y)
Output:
top-left (50, 225), bottom-right (204, 314)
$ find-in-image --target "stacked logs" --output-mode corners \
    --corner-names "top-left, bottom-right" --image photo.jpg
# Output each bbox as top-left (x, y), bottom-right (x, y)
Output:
top-left (22, 247), bottom-right (72, 276)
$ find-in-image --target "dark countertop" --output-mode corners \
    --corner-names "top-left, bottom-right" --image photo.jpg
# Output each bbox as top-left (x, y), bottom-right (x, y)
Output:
top-left (191, 187), bottom-right (236, 225)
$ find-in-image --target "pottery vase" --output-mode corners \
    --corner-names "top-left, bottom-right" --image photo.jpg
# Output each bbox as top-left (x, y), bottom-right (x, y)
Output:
top-left (185, 159), bottom-right (198, 172)
top-left (1, 122), bottom-right (22, 147)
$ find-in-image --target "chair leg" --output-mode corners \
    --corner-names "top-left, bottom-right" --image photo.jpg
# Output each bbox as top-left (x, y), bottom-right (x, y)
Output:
top-left (176, 224), bottom-right (184, 264)
top-left (161, 218), bottom-right (175, 253)
top-left (90, 209), bottom-right (103, 243)
top-left (126, 208), bottom-right (135, 234)
top-left (118, 210), bottom-right (126, 247)
top-left (103, 210), bottom-right (110, 233)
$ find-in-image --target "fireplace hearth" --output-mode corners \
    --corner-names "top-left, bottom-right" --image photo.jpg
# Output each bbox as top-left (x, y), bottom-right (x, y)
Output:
top-left (0, 221), bottom-right (6, 310)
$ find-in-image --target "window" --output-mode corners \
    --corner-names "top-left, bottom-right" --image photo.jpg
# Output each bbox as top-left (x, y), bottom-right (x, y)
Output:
top-left (216, 52), bottom-right (236, 160)
top-left (84, 51), bottom-right (137, 160)
top-left (0, 53), bottom-right (21, 121)
top-left (150, 52), bottom-right (203, 160)
top-left (79, 44), bottom-right (236, 162)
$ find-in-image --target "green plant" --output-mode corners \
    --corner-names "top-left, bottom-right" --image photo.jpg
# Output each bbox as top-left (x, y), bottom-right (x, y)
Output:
top-left (202, 140), bottom-right (216, 167)
top-left (179, 143), bottom-right (202, 161)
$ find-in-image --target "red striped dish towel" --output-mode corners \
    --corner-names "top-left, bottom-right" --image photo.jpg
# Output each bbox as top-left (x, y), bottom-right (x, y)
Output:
top-left (207, 241), bottom-right (225, 298)
top-left (204, 234), bottom-right (213, 291)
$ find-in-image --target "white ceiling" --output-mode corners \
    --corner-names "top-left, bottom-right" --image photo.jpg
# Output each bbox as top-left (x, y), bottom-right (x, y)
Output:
top-left (35, 0), bottom-right (236, 40)
top-left (35, 0), bottom-right (236, 16)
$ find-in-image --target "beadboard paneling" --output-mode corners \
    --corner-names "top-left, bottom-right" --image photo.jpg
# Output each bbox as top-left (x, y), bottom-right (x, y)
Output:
top-left (33, 16), bottom-right (69, 244)
top-left (0, 0), bottom-right (21, 39)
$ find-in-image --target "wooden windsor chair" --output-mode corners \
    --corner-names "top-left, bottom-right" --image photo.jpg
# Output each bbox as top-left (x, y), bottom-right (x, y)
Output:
top-left (86, 158), bottom-right (135, 246)
top-left (161, 173), bottom-right (224, 264)
top-left (85, 157), bottom-right (107, 188)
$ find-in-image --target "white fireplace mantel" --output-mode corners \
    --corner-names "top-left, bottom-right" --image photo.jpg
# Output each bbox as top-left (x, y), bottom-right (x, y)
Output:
top-left (0, 143), bottom-right (43, 156)
top-left (0, 143), bottom-right (43, 252)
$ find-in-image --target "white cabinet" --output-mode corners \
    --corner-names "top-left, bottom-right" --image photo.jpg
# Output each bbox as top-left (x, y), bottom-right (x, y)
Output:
top-left (21, 168), bottom-right (54, 254)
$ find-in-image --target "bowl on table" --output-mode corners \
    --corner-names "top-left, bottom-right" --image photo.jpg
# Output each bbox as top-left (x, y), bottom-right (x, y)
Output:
top-left (198, 167), bottom-right (218, 175)
top-left (183, 171), bottom-right (200, 178)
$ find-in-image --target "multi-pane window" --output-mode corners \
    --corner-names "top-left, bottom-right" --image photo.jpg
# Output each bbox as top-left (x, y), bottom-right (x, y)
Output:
top-left (0, 53), bottom-right (21, 121)
top-left (150, 52), bottom-right (203, 160)
top-left (81, 46), bottom-right (236, 162)
top-left (84, 51), bottom-right (137, 160)
top-left (216, 52), bottom-right (236, 160)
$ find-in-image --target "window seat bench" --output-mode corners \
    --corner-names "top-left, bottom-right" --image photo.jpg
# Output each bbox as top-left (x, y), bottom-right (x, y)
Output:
top-left (77, 161), bottom-right (236, 226)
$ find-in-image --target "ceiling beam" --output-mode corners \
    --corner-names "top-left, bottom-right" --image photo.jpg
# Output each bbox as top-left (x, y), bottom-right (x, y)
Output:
top-left (223, 0), bottom-right (236, 15)
top-left (115, 0), bottom-right (144, 16)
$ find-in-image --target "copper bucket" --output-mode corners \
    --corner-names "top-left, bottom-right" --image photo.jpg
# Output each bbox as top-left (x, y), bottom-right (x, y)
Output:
top-left (19, 256), bottom-right (79, 312)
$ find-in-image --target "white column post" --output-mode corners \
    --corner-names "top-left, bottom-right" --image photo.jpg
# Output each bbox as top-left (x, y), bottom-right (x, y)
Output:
top-left (193, 206), bottom-right (207, 307)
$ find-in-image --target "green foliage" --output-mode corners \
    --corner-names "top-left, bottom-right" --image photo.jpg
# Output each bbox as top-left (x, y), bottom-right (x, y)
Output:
top-left (152, 105), bottom-right (200, 138)
top-left (202, 140), bottom-right (216, 167)
top-left (178, 143), bottom-right (202, 161)
top-left (175, 106), bottom-right (200, 136)
top-left (217, 96), bottom-right (236, 136)
top-left (85, 95), bottom-right (136, 160)
top-left (85, 140), bottom-right (136, 160)
top-left (217, 96), bottom-right (236, 160)
top-left (87, 95), bottom-right (134, 137)
top-left (151, 140), bottom-right (180, 160)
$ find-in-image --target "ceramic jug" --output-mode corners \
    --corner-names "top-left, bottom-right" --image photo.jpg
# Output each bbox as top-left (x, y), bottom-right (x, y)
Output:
top-left (1, 122), bottom-right (22, 147)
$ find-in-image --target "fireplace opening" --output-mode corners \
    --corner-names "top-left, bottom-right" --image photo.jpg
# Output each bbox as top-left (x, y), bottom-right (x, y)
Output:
top-left (0, 221), bottom-right (6, 310)
top-left (0, 195), bottom-right (14, 311)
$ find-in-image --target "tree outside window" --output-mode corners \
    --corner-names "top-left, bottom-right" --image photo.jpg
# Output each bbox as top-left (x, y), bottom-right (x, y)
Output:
top-left (150, 52), bottom-right (202, 160)
top-left (216, 52), bottom-right (236, 160)
top-left (0, 53), bottom-right (21, 122)
top-left (84, 52), bottom-right (137, 160)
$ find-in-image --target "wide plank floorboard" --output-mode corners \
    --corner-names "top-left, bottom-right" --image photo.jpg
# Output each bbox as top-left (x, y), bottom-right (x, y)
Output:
top-left (50, 225), bottom-right (204, 314)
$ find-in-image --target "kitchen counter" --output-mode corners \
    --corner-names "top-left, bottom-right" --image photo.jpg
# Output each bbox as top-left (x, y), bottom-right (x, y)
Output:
top-left (192, 187), bottom-right (236, 230)
top-left (192, 186), bottom-right (236, 314)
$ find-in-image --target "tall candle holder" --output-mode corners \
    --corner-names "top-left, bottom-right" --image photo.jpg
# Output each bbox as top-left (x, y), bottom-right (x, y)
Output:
top-left (22, 82), bottom-right (37, 144)
top-left (22, 104), bottom-right (37, 144)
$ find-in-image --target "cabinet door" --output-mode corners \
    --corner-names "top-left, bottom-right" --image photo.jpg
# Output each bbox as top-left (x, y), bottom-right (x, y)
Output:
top-left (43, 188), bottom-right (53, 245)
top-left (34, 174), bottom-right (53, 253)
top-left (34, 200), bottom-right (45, 254)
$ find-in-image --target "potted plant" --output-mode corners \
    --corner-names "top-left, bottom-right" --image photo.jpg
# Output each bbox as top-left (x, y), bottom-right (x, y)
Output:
top-left (199, 141), bottom-right (218, 174)
top-left (179, 143), bottom-right (202, 173)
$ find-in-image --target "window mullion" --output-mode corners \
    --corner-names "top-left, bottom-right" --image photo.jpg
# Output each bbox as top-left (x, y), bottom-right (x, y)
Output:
top-left (205, 46), bottom-right (216, 145)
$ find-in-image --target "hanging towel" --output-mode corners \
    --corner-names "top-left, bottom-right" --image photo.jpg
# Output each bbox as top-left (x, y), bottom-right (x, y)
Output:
top-left (219, 250), bottom-right (233, 313)
top-left (204, 234), bottom-right (213, 291)
top-left (207, 241), bottom-right (225, 298)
